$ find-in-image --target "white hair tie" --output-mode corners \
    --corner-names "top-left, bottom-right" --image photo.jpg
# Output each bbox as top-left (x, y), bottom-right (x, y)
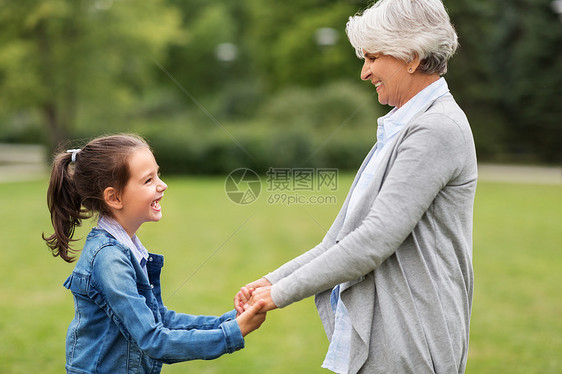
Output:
top-left (66, 149), bottom-right (81, 163)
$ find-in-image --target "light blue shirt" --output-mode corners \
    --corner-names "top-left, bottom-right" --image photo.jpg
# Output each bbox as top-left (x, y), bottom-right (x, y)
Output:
top-left (97, 215), bottom-right (149, 278)
top-left (322, 78), bottom-right (450, 373)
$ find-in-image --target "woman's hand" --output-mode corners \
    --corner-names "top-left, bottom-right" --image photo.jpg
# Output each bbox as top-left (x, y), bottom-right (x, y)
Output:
top-left (234, 278), bottom-right (272, 314)
top-left (246, 286), bottom-right (277, 312)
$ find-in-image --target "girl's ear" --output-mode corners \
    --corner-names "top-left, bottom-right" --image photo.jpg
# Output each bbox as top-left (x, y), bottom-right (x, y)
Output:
top-left (104, 187), bottom-right (123, 210)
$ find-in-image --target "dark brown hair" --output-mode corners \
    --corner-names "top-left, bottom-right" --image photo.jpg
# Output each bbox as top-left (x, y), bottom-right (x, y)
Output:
top-left (42, 134), bottom-right (150, 262)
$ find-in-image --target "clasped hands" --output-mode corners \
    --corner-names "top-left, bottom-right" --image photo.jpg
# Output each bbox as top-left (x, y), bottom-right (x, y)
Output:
top-left (233, 278), bottom-right (278, 336)
top-left (234, 277), bottom-right (278, 315)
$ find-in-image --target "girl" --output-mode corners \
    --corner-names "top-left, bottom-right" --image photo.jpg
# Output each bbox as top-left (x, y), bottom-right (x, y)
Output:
top-left (43, 134), bottom-right (265, 373)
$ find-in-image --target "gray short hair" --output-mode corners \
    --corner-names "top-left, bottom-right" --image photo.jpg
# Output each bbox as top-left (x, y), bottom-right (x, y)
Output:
top-left (346, 0), bottom-right (458, 75)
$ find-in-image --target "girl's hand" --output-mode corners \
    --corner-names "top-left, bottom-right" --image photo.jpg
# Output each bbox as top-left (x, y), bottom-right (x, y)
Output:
top-left (236, 300), bottom-right (266, 337)
top-left (234, 278), bottom-right (272, 314)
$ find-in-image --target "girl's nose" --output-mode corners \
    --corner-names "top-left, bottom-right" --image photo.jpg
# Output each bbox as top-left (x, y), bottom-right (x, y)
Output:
top-left (157, 179), bottom-right (167, 192)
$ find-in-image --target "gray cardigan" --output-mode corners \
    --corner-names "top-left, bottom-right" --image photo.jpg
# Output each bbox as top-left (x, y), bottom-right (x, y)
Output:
top-left (266, 93), bottom-right (477, 373)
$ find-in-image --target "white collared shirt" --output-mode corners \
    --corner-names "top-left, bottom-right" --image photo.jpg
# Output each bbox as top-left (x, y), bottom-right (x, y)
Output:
top-left (346, 78), bottom-right (450, 213)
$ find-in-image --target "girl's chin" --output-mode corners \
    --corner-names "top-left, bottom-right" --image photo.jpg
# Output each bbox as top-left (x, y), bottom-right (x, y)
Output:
top-left (149, 213), bottom-right (163, 222)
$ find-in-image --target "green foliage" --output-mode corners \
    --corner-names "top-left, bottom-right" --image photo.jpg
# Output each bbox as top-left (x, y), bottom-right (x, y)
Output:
top-left (134, 81), bottom-right (381, 174)
top-left (257, 81), bottom-right (379, 129)
top-left (0, 0), bottom-right (183, 147)
top-left (1, 177), bottom-right (561, 373)
top-left (447, 0), bottom-right (562, 163)
top-left (245, 1), bottom-right (360, 90)
top-left (159, 2), bottom-right (241, 97)
top-left (0, 0), bottom-right (560, 164)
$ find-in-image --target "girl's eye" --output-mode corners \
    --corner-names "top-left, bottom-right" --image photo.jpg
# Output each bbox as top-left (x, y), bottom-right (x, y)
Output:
top-left (145, 178), bottom-right (152, 184)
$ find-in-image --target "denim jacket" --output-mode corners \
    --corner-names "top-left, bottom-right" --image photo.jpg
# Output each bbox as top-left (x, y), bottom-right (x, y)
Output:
top-left (64, 228), bottom-right (244, 373)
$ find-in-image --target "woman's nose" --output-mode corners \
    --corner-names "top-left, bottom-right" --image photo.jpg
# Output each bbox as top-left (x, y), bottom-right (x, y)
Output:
top-left (361, 61), bottom-right (371, 81)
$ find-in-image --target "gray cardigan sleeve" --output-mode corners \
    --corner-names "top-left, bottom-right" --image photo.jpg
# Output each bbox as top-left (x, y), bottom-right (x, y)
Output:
top-left (270, 109), bottom-right (473, 308)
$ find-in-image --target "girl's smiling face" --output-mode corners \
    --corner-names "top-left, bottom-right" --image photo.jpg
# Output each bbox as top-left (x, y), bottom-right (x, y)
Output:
top-left (116, 147), bottom-right (167, 237)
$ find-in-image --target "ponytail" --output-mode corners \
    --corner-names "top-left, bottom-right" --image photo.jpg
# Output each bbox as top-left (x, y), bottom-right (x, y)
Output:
top-left (42, 151), bottom-right (90, 262)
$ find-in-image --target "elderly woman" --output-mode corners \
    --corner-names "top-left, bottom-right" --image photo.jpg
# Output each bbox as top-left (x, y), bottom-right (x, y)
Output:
top-left (236, 0), bottom-right (477, 372)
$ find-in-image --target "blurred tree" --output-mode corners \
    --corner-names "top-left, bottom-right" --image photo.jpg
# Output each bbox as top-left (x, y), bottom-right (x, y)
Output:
top-left (160, 0), bottom-right (561, 163)
top-left (161, 1), bottom-right (239, 95)
top-left (0, 0), bottom-right (183, 150)
top-left (243, 0), bottom-right (361, 92)
top-left (0, 0), bottom-right (559, 164)
top-left (489, 0), bottom-right (562, 162)
top-left (159, 0), bottom-right (257, 119)
top-left (447, 0), bottom-right (562, 162)
top-left (446, 0), bottom-right (510, 159)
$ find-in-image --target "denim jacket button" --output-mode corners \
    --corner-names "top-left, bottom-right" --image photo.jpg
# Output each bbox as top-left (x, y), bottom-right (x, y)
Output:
top-left (148, 257), bottom-right (153, 262)
top-left (151, 284), bottom-right (154, 289)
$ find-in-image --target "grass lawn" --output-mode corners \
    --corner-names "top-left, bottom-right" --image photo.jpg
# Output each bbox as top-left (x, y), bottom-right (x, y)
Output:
top-left (0, 174), bottom-right (560, 373)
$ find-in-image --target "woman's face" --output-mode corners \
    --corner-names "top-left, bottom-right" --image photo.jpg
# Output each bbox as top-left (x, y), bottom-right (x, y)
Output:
top-left (360, 51), bottom-right (414, 108)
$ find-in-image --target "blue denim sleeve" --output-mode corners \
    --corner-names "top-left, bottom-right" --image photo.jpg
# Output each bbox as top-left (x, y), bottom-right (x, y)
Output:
top-left (91, 246), bottom-right (245, 362)
top-left (161, 306), bottom-right (238, 331)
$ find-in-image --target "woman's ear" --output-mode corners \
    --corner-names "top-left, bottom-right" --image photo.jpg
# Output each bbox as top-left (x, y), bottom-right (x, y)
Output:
top-left (104, 187), bottom-right (123, 210)
top-left (407, 54), bottom-right (421, 73)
